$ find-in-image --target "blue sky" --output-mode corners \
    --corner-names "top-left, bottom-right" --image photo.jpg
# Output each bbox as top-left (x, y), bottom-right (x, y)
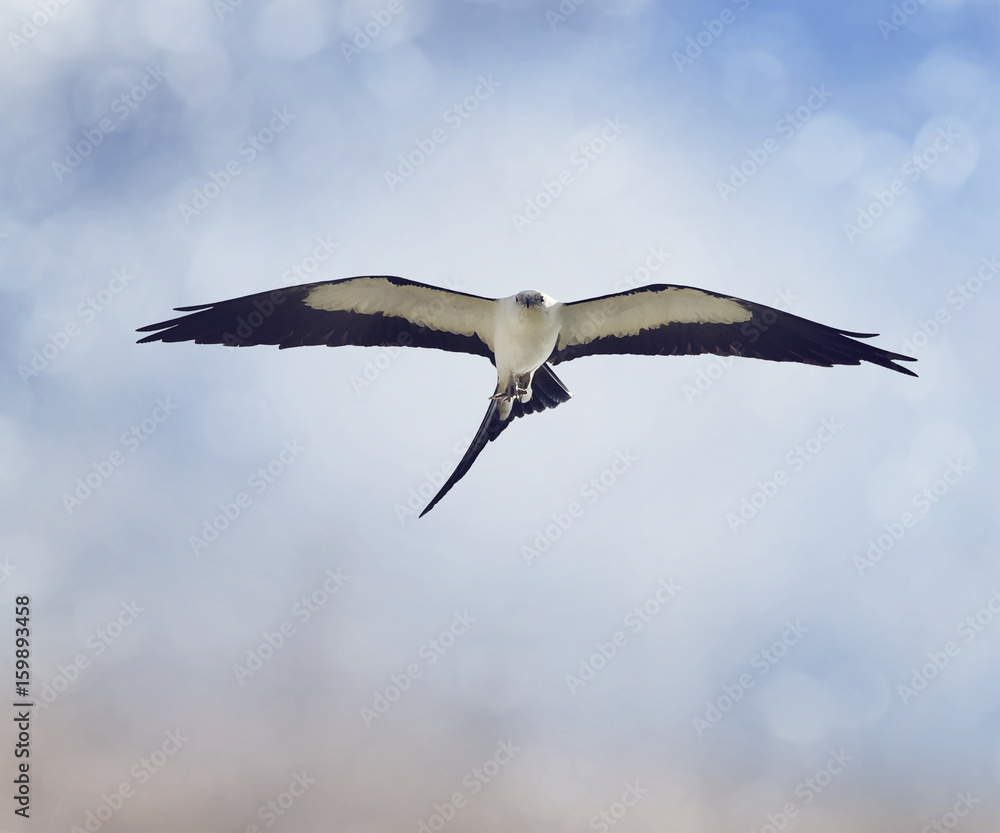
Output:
top-left (1, 0), bottom-right (999, 831)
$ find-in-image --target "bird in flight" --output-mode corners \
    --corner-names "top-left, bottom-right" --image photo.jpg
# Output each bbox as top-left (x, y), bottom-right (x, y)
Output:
top-left (138, 276), bottom-right (916, 516)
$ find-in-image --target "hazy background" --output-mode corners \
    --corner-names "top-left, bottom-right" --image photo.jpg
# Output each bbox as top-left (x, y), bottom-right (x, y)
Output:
top-left (1, 0), bottom-right (998, 830)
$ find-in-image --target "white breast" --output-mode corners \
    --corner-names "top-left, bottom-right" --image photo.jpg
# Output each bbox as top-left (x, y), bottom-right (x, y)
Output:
top-left (492, 295), bottom-right (563, 379)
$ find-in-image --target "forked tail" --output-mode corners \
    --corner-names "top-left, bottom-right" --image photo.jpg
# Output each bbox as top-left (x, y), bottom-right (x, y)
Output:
top-left (419, 363), bottom-right (573, 517)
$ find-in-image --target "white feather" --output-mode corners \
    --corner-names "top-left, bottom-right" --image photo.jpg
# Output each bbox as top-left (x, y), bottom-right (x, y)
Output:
top-left (556, 287), bottom-right (752, 350)
top-left (304, 278), bottom-right (497, 350)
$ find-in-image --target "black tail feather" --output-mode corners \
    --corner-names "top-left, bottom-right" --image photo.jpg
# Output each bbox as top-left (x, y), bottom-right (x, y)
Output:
top-left (419, 399), bottom-right (502, 519)
top-left (419, 364), bottom-right (572, 517)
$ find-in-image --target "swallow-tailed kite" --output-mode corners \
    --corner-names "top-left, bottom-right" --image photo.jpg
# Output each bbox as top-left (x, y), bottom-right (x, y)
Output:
top-left (138, 276), bottom-right (916, 515)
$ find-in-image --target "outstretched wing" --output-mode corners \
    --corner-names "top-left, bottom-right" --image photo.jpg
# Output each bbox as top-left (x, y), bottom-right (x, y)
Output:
top-left (137, 276), bottom-right (498, 359)
top-left (549, 284), bottom-right (917, 376)
top-left (419, 364), bottom-right (573, 517)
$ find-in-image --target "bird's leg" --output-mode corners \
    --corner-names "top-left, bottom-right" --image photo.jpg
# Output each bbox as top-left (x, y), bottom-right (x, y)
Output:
top-left (515, 372), bottom-right (531, 401)
top-left (489, 375), bottom-right (515, 402)
top-left (489, 373), bottom-right (531, 402)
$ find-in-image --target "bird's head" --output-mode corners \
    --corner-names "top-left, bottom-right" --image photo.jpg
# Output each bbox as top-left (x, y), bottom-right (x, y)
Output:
top-left (515, 290), bottom-right (549, 309)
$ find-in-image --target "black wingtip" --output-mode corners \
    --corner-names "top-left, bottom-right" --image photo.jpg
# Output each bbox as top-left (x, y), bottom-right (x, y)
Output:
top-left (135, 325), bottom-right (165, 342)
top-left (864, 339), bottom-right (918, 378)
top-left (822, 326), bottom-right (917, 378)
top-left (892, 360), bottom-right (919, 378)
top-left (136, 324), bottom-right (176, 343)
